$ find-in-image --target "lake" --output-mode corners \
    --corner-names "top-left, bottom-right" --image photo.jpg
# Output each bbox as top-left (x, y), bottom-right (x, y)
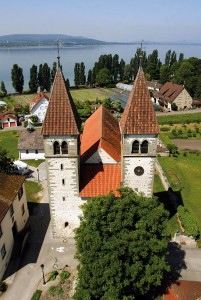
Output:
top-left (1, 43), bottom-right (201, 92)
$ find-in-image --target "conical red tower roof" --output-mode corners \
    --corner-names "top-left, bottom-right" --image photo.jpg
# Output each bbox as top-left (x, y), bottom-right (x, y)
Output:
top-left (120, 69), bottom-right (159, 135)
top-left (42, 68), bottom-right (81, 135)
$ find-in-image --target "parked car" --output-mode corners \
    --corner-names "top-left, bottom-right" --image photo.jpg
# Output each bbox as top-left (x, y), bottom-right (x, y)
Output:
top-left (13, 160), bottom-right (29, 175)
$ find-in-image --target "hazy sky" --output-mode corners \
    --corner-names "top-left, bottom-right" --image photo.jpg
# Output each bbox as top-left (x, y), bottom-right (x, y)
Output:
top-left (1, 0), bottom-right (201, 42)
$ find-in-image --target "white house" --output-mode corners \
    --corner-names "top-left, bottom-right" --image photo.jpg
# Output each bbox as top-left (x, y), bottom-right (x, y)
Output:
top-left (29, 92), bottom-right (49, 123)
top-left (0, 173), bottom-right (29, 280)
top-left (18, 129), bottom-right (44, 160)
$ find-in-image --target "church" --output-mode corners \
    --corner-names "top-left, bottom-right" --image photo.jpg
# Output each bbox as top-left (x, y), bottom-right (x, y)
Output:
top-left (41, 64), bottom-right (159, 238)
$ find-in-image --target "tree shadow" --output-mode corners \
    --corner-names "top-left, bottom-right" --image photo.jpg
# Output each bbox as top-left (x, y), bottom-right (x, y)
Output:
top-left (3, 202), bottom-right (50, 280)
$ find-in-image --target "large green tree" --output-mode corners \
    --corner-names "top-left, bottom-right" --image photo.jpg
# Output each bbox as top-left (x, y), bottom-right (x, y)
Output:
top-left (74, 188), bottom-right (170, 300)
top-left (42, 63), bottom-right (51, 92)
top-left (0, 147), bottom-right (14, 174)
top-left (29, 64), bottom-right (38, 93)
top-left (0, 81), bottom-right (7, 96)
top-left (11, 64), bottom-right (24, 93)
top-left (96, 68), bottom-right (112, 86)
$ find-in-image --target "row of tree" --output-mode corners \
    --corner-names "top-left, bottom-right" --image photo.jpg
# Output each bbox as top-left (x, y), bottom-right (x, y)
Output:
top-left (75, 49), bottom-right (201, 98)
top-left (2, 49), bottom-right (201, 99)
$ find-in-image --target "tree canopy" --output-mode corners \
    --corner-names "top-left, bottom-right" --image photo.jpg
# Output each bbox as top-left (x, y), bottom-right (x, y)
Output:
top-left (74, 187), bottom-right (170, 300)
top-left (0, 147), bottom-right (15, 174)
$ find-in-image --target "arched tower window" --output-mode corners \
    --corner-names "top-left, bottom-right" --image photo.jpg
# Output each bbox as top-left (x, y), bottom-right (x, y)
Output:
top-left (53, 141), bottom-right (60, 155)
top-left (131, 140), bottom-right (139, 154)
top-left (141, 140), bottom-right (148, 154)
top-left (61, 141), bottom-right (68, 154)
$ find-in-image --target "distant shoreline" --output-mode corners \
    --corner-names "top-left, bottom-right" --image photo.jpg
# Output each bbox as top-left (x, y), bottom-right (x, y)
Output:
top-left (0, 41), bottom-right (201, 49)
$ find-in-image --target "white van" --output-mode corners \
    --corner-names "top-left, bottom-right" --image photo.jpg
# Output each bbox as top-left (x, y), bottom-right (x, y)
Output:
top-left (14, 160), bottom-right (29, 175)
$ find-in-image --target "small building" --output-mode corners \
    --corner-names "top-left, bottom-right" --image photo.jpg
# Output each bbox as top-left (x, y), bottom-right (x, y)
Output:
top-left (1, 112), bottom-right (17, 128)
top-left (158, 82), bottom-right (193, 110)
top-left (18, 129), bottom-right (45, 160)
top-left (0, 173), bottom-right (29, 280)
top-left (29, 92), bottom-right (49, 123)
top-left (146, 81), bottom-right (162, 91)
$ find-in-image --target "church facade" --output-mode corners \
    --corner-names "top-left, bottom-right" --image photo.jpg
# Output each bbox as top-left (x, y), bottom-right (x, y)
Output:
top-left (42, 66), bottom-right (159, 238)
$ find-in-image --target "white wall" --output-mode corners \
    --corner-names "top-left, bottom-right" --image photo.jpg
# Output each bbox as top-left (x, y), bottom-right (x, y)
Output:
top-left (30, 98), bottom-right (49, 122)
top-left (86, 148), bottom-right (117, 164)
top-left (0, 183), bottom-right (29, 280)
top-left (19, 149), bottom-right (44, 160)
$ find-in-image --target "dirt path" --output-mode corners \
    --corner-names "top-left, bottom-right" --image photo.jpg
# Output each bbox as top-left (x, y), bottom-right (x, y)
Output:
top-left (173, 139), bottom-right (201, 150)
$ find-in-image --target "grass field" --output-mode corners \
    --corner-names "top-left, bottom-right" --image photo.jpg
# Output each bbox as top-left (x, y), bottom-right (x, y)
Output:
top-left (158, 154), bottom-right (201, 233)
top-left (71, 88), bottom-right (110, 102)
top-left (3, 88), bottom-right (111, 110)
top-left (154, 174), bottom-right (179, 236)
top-left (0, 130), bottom-right (19, 158)
top-left (157, 112), bottom-right (201, 125)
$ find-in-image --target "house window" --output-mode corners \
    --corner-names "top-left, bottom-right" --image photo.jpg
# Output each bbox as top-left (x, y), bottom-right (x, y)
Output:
top-left (61, 164), bottom-right (63, 170)
top-left (26, 150), bottom-right (29, 154)
top-left (131, 140), bottom-right (139, 154)
top-left (21, 204), bottom-right (25, 216)
top-left (61, 141), bottom-right (68, 154)
top-left (1, 244), bottom-right (6, 260)
top-left (63, 197), bottom-right (65, 201)
top-left (35, 150), bottom-right (38, 154)
top-left (53, 141), bottom-right (60, 155)
top-left (0, 225), bottom-right (2, 238)
top-left (62, 179), bottom-right (65, 185)
top-left (18, 186), bottom-right (23, 200)
top-left (9, 204), bottom-right (14, 217)
top-left (7, 118), bottom-right (10, 122)
top-left (141, 140), bottom-right (148, 154)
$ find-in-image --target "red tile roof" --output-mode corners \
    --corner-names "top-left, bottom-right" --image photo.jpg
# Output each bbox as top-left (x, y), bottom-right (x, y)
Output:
top-left (79, 164), bottom-right (121, 197)
top-left (80, 105), bottom-right (121, 162)
top-left (120, 68), bottom-right (160, 135)
top-left (0, 173), bottom-right (25, 222)
top-left (41, 68), bottom-right (81, 136)
top-left (159, 82), bottom-right (184, 103)
top-left (30, 92), bottom-right (49, 112)
top-left (164, 280), bottom-right (201, 300)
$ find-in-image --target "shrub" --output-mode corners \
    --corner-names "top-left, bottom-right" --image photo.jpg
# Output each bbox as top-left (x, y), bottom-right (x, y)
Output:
top-left (48, 286), bottom-right (56, 296)
top-left (57, 287), bottom-right (64, 295)
top-left (160, 126), bottom-right (170, 132)
top-left (48, 270), bottom-right (59, 282)
top-left (178, 129), bottom-right (183, 135)
top-left (171, 129), bottom-right (177, 136)
top-left (31, 290), bottom-right (42, 300)
top-left (167, 143), bottom-right (178, 155)
top-left (177, 206), bottom-right (200, 239)
top-left (60, 270), bottom-right (70, 284)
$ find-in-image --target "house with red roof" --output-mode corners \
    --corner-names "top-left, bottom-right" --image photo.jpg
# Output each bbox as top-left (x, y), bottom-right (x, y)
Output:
top-left (1, 112), bottom-right (17, 129)
top-left (159, 82), bottom-right (192, 110)
top-left (29, 92), bottom-right (49, 122)
top-left (42, 64), bottom-right (159, 237)
top-left (0, 174), bottom-right (29, 280)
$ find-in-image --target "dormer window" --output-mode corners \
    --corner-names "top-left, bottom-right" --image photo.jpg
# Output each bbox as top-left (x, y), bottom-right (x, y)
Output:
top-left (141, 140), bottom-right (148, 153)
top-left (131, 140), bottom-right (139, 154)
top-left (54, 141), bottom-right (60, 155)
top-left (61, 141), bottom-right (68, 154)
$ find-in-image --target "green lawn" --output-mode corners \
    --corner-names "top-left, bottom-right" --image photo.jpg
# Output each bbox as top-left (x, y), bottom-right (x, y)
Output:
top-left (154, 174), bottom-right (179, 236)
top-left (22, 159), bottom-right (45, 168)
top-left (25, 180), bottom-right (43, 203)
top-left (158, 154), bottom-right (201, 232)
top-left (0, 130), bottom-right (19, 159)
top-left (157, 112), bottom-right (201, 125)
top-left (71, 88), bottom-right (110, 102)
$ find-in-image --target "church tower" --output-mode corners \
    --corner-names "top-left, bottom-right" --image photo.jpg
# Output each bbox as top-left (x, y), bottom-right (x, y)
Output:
top-left (120, 67), bottom-right (160, 197)
top-left (41, 67), bottom-right (82, 237)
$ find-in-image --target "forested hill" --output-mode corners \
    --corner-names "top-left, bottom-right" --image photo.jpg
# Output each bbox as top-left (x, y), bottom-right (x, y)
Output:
top-left (0, 34), bottom-right (108, 47)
